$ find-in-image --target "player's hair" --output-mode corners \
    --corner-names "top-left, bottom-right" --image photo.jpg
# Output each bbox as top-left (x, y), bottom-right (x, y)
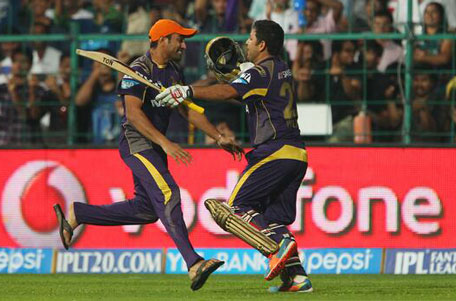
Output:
top-left (365, 40), bottom-right (383, 58)
top-left (149, 35), bottom-right (172, 49)
top-left (252, 20), bottom-right (284, 56)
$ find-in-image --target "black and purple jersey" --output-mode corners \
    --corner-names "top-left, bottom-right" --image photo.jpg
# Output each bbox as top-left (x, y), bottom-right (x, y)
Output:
top-left (117, 51), bottom-right (184, 155)
top-left (230, 57), bottom-right (301, 148)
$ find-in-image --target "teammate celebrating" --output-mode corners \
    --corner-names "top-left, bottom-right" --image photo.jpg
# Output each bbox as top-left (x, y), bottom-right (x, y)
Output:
top-left (156, 20), bottom-right (313, 293)
top-left (54, 19), bottom-right (243, 291)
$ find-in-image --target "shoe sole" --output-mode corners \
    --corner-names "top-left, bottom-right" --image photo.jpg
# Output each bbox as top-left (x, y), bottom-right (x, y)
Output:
top-left (264, 241), bottom-right (297, 281)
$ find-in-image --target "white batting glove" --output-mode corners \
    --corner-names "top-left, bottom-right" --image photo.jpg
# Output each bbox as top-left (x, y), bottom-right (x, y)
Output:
top-left (156, 85), bottom-right (193, 108)
top-left (239, 62), bottom-right (255, 72)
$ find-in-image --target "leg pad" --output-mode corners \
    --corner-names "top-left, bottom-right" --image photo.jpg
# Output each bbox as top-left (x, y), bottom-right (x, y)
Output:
top-left (204, 199), bottom-right (278, 256)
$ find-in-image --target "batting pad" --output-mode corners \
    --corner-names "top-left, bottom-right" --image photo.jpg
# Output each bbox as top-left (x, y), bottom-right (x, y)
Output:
top-left (204, 199), bottom-right (279, 256)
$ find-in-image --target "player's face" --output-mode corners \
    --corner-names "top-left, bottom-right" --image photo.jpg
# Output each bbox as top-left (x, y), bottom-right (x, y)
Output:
top-left (245, 29), bottom-right (261, 62)
top-left (166, 34), bottom-right (186, 61)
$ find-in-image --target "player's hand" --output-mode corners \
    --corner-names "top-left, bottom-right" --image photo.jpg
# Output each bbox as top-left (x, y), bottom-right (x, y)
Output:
top-left (156, 85), bottom-right (192, 108)
top-left (161, 140), bottom-right (192, 165)
top-left (217, 135), bottom-right (244, 161)
top-left (239, 62), bottom-right (254, 72)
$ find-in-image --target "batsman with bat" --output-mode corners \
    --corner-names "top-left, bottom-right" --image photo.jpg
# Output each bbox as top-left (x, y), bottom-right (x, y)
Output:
top-left (156, 20), bottom-right (313, 293)
top-left (53, 19), bottom-right (243, 291)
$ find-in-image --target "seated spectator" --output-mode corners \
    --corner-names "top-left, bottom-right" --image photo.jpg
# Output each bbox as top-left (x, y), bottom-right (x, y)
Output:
top-left (119, 1), bottom-right (151, 57)
top-left (302, 0), bottom-right (343, 60)
top-left (351, 0), bottom-right (387, 32)
top-left (30, 22), bottom-right (62, 75)
top-left (0, 28), bottom-right (20, 84)
top-left (390, 0), bottom-right (456, 33)
top-left (293, 41), bottom-right (325, 102)
top-left (52, 0), bottom-right (95, 30)
top-left (30, 0), bottom-right (53, 29)
top-left (326, 40), bottom-right (361, 143)
top-left (193, 0), bottom-right (239, 33)
top-left (414, 2), bottom-right (453, 69)
top-left (411, 68), bottom-right (447, 142)
top-left (0, 48), bottom-right (59, 144)
top-left (372, 10), bottom-right (404, 73)
top-left (92, 0), bottom-right (124, 34)
top-left (363, 40), bottom-right (403, 142)
top-left (262, 0), bottom-right (300, 60)
top-left (75, 49), bottom-right (121, 144)
top-left (42, 54), bottom-right (71, 143)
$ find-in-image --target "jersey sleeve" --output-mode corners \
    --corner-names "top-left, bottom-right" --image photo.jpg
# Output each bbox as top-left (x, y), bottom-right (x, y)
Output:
top-left (229, 66), bottom-right (270, 103)
top-left (117, 65), bottom-right (148, 101)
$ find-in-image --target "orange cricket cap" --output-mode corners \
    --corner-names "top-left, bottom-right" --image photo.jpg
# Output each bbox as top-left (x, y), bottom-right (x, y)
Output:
top-left (148, 19), bottom-right (197, 42)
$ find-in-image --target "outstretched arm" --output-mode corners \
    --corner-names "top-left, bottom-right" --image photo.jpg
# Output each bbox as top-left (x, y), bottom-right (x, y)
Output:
top-left (178, 105), bottom-right (244, 161)
top-left (155, 84), bottom-right (239, 108)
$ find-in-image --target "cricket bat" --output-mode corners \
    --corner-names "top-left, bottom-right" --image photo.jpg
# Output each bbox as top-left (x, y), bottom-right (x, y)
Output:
top-left (75, 49), bottom-right (204, 114)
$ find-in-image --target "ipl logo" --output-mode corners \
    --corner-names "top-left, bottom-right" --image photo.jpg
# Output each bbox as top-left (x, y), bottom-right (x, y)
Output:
top-left (1, 161), bottom-right (86, 247)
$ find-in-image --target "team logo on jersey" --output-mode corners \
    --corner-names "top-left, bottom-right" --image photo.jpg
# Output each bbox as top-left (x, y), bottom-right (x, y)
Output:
top-left (121, 77), bottom-right (139, 89)
top-left (232, 72), bottom-right (251, 84)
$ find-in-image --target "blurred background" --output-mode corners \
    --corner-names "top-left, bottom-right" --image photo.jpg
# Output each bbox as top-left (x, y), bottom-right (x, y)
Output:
top-left (1, 0), bottom-right (455, 147)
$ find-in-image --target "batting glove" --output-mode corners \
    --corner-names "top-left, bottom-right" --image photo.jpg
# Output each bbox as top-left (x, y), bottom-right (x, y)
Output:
top-left (156, 85), bottom-right (193, 108)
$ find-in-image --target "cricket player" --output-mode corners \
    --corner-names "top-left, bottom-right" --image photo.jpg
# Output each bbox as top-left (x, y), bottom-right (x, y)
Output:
top-left (156, 20), bottom-right (313, 293)
top-left (54, 19), bottom-right (243, 291)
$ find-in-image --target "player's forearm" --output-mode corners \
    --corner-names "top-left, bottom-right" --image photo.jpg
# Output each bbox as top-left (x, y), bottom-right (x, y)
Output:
top-left (187, 109), bottom-right (221, 140)
top-left (191, 84), bottom-right (239, 102)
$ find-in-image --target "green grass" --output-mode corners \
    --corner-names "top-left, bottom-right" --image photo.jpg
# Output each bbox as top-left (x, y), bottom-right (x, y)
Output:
top-left (0, 274), bottom-right (455, 300)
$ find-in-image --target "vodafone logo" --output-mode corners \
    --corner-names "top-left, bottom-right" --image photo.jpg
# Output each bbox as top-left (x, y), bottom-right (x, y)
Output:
top-left (1, 161), bottom-right (86, 247)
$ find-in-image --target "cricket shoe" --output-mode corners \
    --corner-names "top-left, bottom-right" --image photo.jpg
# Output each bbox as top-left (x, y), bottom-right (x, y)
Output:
top-left (268, 275), bottom-right (313, 293)
top-left (264, 237), bottom-right (297, 281)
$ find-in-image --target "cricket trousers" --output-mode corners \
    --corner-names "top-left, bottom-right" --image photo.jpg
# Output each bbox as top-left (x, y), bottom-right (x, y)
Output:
top-left (228, 143), bottom-right (309, 277)
top-left (74, 147), bottom-right (202, 270)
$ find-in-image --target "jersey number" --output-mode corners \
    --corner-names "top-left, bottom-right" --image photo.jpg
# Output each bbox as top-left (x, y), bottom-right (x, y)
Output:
top-left (280, 82), bottom-right (298, 128)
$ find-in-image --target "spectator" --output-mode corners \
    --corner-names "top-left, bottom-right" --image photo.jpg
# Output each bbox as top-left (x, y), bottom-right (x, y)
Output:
top-left (326, 40), bottom-right (361, 142)
top-left (92, 0), bottom-right (124, 33)
top-left (262, 0), bottom-right (300, 61)
top-left (411, 69), bottom-right (445, 142)
top-left (0, 28), bottom-right (20, 84)
top-left (293, 40), bottom-right (325, 102)
top-left (0, 50), bottom-right (32, 145)
top-left (390, 0), bottom-right (456, 33)
top-left (302, 0), bottom-right (343, 60)
top-left (30, 21), bottom-right (62, 75)
top-left (414, 2), bottom-right (453, 68)
top-left (42, 54), bottom-right (71, 143)
top-left (372, 10), bottom-right (404, 73)
top-left (363, 40), bottom-right (402, 142)
top-left (194, 0), bottom-right (238, 33)
top-left (52, 0), bottom-right (95, 30)
top-left (119, 1), bottom-right (152, 57)
top-left (75, 49), bottom-right (121, 144)
top-left (351, 0), bottom-right (387, 32)
top-left (30, 0), bottom-right (53, 29)
top-left (0, 48), bottom-right (58, 144)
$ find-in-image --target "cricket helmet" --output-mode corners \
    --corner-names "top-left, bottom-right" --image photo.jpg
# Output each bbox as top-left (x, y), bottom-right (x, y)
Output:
top-left (205, 36), bottom-right (246, 83)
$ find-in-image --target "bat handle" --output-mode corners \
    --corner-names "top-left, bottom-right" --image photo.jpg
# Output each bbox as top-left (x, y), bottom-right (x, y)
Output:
top-left (183, 100), bottom-right (205, 114)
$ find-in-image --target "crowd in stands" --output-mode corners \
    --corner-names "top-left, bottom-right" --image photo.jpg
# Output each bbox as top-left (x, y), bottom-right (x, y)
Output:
top-left (0, 0), bottom-right (455, 145)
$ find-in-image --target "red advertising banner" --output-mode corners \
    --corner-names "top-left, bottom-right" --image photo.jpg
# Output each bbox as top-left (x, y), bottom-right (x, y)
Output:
top-left (0, 147), bottom-right (455, 249)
